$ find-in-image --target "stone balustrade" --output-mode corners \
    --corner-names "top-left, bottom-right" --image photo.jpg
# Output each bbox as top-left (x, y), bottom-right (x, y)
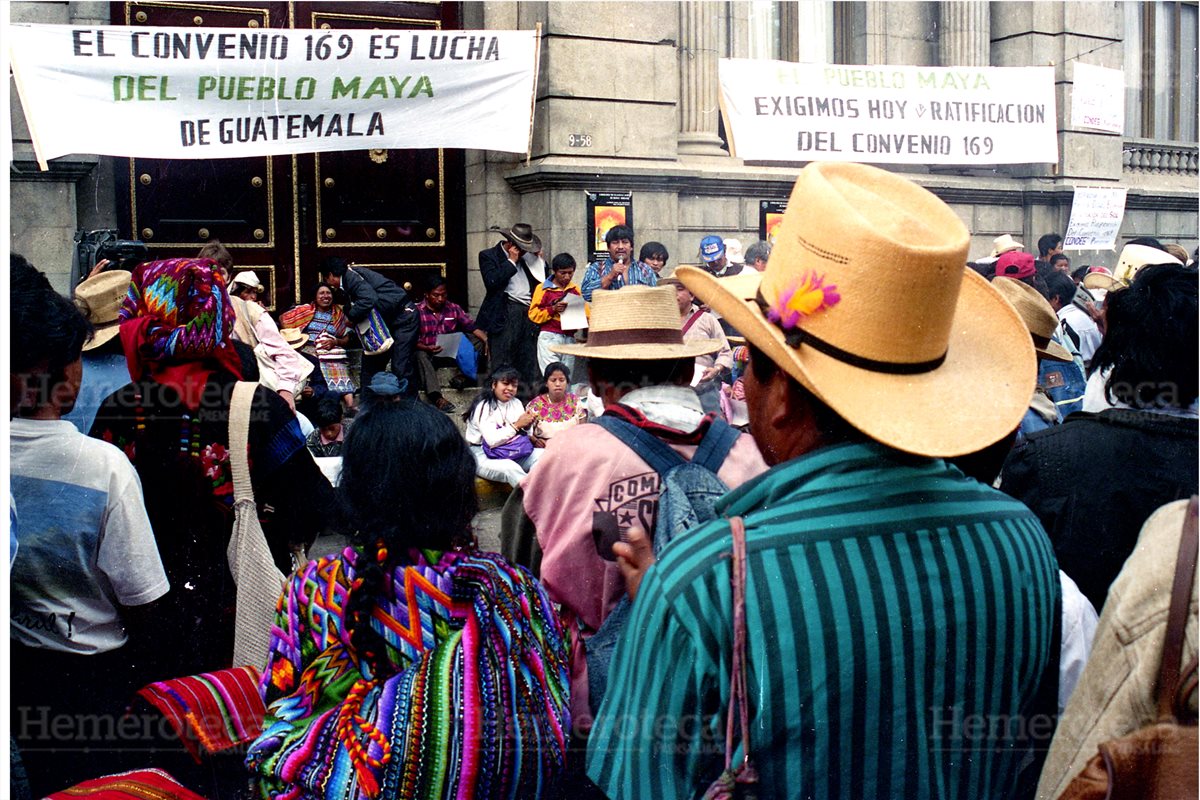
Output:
top-left (1123, 139), bottom-right (1199, 175)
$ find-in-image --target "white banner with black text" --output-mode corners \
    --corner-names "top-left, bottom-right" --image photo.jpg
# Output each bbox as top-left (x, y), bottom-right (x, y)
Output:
top-left (8, 24), bottom-right (537, 167)
top-left (719, 60), bottom-right (1058, 165)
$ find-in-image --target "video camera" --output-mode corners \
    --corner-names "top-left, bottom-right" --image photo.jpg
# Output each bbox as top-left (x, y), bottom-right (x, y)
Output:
top-left (73, 229), bottom-right (150, 284)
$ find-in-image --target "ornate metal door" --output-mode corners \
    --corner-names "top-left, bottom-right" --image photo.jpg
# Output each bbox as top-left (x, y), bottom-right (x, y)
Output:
top-left (114, 1), bottom-right (466, 312)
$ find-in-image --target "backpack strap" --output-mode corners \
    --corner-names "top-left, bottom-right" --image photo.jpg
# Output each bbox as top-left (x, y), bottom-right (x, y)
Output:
top-left (594, 415), bottom-right (686, 477)
top-left (682, 308), bottom-right (706, 335)
top-left (1157, 495), bottom-right (1199, 721)
top-left (690, 418), bottom-right (741, 474)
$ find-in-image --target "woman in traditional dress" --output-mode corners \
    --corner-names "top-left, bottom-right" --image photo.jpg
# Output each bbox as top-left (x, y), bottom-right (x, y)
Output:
top-left (247, 401), bottom-right (570, 799)
top-left (525, 360), bottom-right (586, 442)
top-left (281, 283), bottom-right (357, 412)
top-left (89, 257), bottom-right (332, 679)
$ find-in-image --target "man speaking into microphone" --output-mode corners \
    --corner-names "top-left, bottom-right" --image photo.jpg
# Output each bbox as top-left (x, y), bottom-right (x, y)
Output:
top-left (581, 224), bottom-right (659, 301)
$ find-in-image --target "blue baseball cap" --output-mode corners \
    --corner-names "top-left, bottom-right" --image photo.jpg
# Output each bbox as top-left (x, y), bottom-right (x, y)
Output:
top-left (700, 235), bottom-right (726, 263)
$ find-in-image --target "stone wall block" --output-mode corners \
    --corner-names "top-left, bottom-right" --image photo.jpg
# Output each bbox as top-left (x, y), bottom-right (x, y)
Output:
top-left (533, 98), bottom-right (676, 160)
top-left (547, 2), bottom-right (679, 44)
top-left (544, 38), bottom-right (676, 104)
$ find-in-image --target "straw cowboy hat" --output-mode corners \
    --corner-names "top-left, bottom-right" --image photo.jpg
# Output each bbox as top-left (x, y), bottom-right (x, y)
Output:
top-left (550, 285), bottom-right (722, 360)
top-left (490, 223), bottom-right (542, 254)
top-left (1113, 243), bottom-right (1182, 286)
top-left (1081, 268), bottom-right (1119, 293)
top-left (990, 233), bottom-right (1024, 257)
top-left (230, 270), bottom-right (265, 293)
top-left (74, 269), bottom-right (132, 351)
top-left (279, 328), bottom-right (308, 349)
top-left (992, 277), bottom-right (1074, 363)
top-left (677, 161), bottom-right (1035, 458)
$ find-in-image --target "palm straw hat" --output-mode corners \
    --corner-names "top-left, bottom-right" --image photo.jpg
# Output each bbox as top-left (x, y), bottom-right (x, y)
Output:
top-left (550, 285), bottom-right (722, 360)
top-left (1113, 243), bottom-right (1182, 286)
top-left (676, 161), bottom-right (1035, 458)
top-left (990, 233), bottom-right (1024, 257)
top-left (74, 269), bottom-right (132, 351)
top-left (279, 328), bottom-right (309, 349)
top-left (991, 278), bottom-right (1074, 363)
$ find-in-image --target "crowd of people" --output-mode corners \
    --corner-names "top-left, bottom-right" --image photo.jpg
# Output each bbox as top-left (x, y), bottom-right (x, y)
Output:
top-left (8, 159), bottom-right (1197, 800)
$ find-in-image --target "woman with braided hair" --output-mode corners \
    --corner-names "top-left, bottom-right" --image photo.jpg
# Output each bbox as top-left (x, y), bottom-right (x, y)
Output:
top-left (247, 401), bottom-right (571, 799)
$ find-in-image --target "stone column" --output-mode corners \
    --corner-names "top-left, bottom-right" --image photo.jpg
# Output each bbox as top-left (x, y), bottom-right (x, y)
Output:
top-left (939, 1), bottom-right (990, 67)
top-left (677, 0), bottom-right (726, 157)
top-left (864, 2), bottom-right (888, 65)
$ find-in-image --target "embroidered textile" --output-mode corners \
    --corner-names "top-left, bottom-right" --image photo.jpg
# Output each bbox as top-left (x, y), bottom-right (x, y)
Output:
top-left (247, 546), bottom-right (571, 799)
top-left (137, 666), bottom-right (266, 763)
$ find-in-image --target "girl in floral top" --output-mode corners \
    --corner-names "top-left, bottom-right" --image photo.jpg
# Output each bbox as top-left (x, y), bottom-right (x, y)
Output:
top-left (525, 361), bottom-right (586, 442)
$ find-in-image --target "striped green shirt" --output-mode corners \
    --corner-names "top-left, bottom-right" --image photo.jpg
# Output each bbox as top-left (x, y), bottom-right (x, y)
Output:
top-left (587, 442), bottom-right (1060, 799)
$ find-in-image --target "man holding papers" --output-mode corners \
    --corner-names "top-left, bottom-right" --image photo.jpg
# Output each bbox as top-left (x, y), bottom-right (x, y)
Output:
top-left (414, 275), bottom-right (488, 413)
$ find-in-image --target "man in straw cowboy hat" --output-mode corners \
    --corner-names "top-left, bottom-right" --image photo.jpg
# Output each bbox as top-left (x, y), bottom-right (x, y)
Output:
top-left (587, 162), bottom-right (1061, 798)
top-left (64, 268), bottom-right (136, 435)
top-left (500, 285), bottom-right (767, 738)
top-left (478, 222), bottom-right (544, 394)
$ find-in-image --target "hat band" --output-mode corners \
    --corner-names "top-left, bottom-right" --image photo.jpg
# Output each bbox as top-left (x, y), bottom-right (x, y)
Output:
top-left (755, 290), bottom-right (947, 376)
top-left (586, 327), bottom-right (684, 348)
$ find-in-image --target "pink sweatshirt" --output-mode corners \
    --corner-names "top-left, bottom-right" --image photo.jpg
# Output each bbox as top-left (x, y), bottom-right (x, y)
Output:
top-left (517, 395), bottom-right (768, 728)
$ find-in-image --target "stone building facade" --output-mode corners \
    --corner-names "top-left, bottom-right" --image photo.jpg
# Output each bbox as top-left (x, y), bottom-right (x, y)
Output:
top-left (9, 1), bottom-right (1197, 302)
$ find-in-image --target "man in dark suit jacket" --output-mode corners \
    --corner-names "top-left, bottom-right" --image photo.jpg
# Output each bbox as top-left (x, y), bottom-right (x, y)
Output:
top-left (319, 257), bottom-right (419, 396)
top-left (478, 223), bottom-right (543, 396)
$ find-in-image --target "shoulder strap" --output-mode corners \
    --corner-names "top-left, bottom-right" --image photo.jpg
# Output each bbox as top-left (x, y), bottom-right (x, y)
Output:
top-left (594, 415), bottom-right (686, 476)
top-left (229, 382), bottom-right (259, 504)
top-left (722, 516), bottom-right (757, 778)
top-left (1158, 495), bottom-right (1199, 721)
top-left (690, 418), bottom-right (741, 474)
top-left (682, 308), bottom-right (706, 335)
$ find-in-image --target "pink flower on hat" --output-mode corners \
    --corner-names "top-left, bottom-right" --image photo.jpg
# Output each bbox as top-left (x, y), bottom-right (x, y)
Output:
top-left (768, 270), bottom-right (841, 330)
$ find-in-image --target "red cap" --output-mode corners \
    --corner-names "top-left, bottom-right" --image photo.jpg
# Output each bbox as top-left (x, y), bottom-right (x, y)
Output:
top-left (995, 251), bottom-right (1036, 281)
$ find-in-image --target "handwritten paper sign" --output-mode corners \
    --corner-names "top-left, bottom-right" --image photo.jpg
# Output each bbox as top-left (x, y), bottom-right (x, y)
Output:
top-left (1063, 187), bottom-right (1128, 251)
top-left (560, 292), bottom-right (589, 331)
top-left (718, 60), bottom-right (1057, 164)
top-left (8, 24), bottom-right (537, 167)
top-left (1070, 62), bottom-right (1125, 134)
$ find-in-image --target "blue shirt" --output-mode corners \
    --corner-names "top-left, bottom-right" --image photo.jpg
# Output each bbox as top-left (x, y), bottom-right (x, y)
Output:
top-left (63, 351), bottom-right (131, 435)
top-left (580, 258), bottom-right (658, 301)
top-left (589, 441), bottom-right (1061, 799)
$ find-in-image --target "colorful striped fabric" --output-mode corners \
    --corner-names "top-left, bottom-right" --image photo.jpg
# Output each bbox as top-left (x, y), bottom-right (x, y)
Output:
top-left (247, 545), bottom-right (571, 799)
top-left (137, 666), bottom-right (266, 763)
top-left (588, 441), bottom-right (1062, 800)
top-left (47, 768), bottom-right (209, 799)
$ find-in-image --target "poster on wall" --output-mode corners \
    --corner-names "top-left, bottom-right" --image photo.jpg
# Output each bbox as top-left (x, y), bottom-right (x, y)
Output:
top-left (759, 199), bottom-right (788, 245)
top-left (1063, 187), bottom-right (1128, 251)
top-left (719, 60), bottom-right (1058, 165)
top-left (586, 190), bottom-right (633, 263)
top-left (1070, 62), bottom-right (1125, 134)
top-left (8, 24), bottom-right (538, 168)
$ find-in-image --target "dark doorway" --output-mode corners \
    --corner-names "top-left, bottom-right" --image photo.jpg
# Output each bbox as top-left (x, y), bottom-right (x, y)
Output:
top-left (112, 1), bottom-right (466, 313)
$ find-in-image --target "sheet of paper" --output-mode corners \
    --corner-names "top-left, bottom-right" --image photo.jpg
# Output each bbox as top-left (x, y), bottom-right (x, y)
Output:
top-left (560, 292), bottom-right (589, 330)
top-left (435, 333), bottom-right (461, 358)
top-left (691, 364), bottom-right (705, 386)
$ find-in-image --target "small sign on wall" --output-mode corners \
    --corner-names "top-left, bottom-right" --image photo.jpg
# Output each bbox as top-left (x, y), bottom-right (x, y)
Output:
top-left (759, 199), bottom-right (788, 245)
top-left (1063, 187), bottom-right (1128, 251)
top-left (1070, 63), bottom-right (1125, 135)
top-left (586, 190), bottom-right (633, 263)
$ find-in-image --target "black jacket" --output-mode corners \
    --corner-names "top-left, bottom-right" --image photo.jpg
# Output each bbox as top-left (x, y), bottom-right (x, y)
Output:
top-left (341, 266), bottom-right (408, 323)
top-left (477, 242), bottom-right (520, 334)
top-left (1000, 408), bottom-right (1198, 611)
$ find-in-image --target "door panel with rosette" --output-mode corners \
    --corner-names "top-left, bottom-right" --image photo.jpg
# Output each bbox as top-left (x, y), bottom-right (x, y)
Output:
top-left (113, 1), bottom-right (466, 312)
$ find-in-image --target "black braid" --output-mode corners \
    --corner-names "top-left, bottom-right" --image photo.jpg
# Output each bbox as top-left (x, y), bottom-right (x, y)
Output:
top-left (345, 539), bottom-right (393, 677)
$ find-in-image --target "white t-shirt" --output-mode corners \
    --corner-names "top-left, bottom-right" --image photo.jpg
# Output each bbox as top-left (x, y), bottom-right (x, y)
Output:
top-left (1057, 304), bottom-right (1102, 370)
top-left (10, 419), bottom-right (169, 653)
top-left (504, 254), bottom-right (541, 305)
top-left (465, 397), bottom-right (527, 447)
